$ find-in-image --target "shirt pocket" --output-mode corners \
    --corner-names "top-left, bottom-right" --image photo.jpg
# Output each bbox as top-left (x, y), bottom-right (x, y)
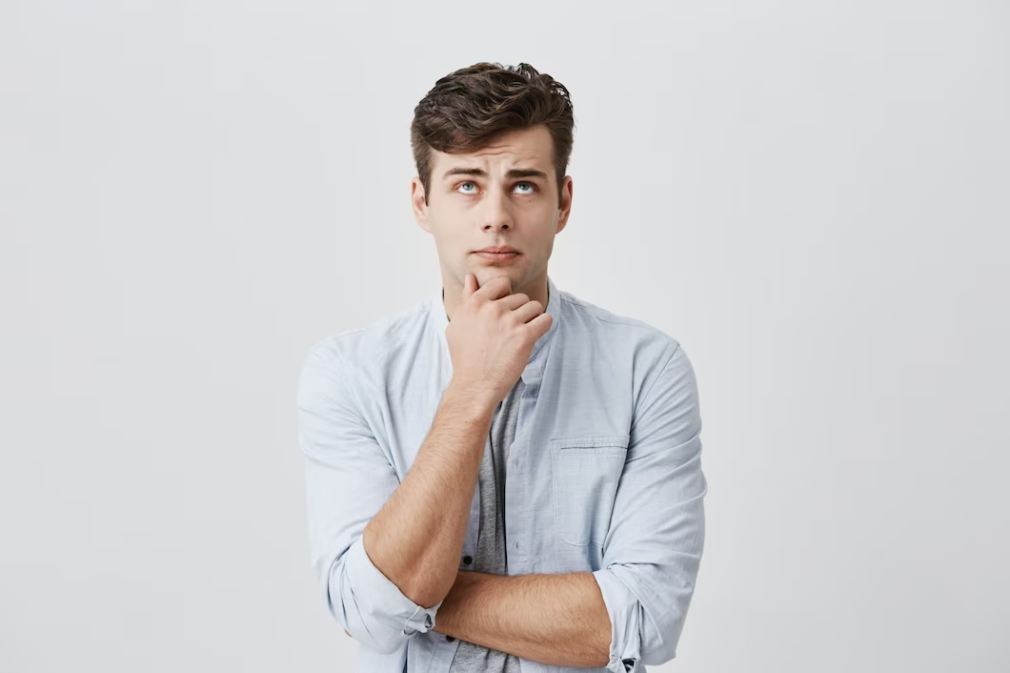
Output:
top-left (549, 434), bottom-right (630, 547)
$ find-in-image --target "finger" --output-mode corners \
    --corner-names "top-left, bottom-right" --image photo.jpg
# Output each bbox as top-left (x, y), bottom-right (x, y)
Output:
top-left (462, 273), bottom-right (475, 298)
top-left (475, 274), bottom-right (512, 301)
top-left (510, 299), bottom-right (543, 323)
top-left (496, 292), bottom-right (530, 311)
top-left (525, 310), bottom-right (553, 337)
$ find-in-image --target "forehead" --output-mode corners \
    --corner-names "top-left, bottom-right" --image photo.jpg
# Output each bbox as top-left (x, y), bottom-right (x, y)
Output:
top-left (432, 125), bottom-right (554, 178)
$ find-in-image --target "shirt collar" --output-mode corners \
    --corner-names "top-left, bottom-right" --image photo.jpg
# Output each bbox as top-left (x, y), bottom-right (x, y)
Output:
top-left (431, 274), bottom-right (560, 386)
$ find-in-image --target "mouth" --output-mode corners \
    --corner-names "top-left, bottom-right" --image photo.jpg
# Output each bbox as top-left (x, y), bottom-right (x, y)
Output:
top-left (475, 246), bottom-right (520, 254)
top-left (473, 250), bottom-right (521, 263)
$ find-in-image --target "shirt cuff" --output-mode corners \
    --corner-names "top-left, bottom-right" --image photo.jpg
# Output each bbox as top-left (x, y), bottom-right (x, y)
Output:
top-left (346, 535), bottom-right (443, 636)
top-left (592, 567), bottom-right (644, 673)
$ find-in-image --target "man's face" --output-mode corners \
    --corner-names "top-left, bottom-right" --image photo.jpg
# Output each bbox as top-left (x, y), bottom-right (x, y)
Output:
top-left (411, 124), bottom-right (573, 298)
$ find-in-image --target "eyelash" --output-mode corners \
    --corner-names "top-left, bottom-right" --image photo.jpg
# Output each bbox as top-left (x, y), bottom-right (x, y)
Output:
top-left (457, 181), bottom-right (538, 195)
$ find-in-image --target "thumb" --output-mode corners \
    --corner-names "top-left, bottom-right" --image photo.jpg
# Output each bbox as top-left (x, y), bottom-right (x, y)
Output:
top-left (462, 273), bottom-right (475, 298)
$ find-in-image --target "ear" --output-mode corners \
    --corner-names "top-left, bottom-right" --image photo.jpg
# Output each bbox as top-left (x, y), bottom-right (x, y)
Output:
top-left (411, 176), bottom-right (431, 233)
top-left (555, 175), bottom-right (573, 235)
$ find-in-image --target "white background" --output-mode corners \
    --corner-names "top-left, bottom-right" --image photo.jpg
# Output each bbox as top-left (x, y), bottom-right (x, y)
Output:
top-left (1, 1), bottom-right (1007, 671)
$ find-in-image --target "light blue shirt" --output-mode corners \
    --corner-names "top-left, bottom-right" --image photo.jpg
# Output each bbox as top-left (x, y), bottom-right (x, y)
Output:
top-left (297, 274), bottom-right (707, 673)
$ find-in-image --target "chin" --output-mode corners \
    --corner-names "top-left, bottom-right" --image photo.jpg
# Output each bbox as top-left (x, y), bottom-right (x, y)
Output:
top-left (473, 269), bottom-right (516, 288)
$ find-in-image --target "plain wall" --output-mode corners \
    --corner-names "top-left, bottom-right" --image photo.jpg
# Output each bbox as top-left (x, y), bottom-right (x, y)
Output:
top-left (1, 1), bottom-right (1007, 671)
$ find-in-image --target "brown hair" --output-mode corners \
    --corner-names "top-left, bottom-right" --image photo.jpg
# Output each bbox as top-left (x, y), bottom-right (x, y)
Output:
top-left (410, 62), bottom-right (575, 208)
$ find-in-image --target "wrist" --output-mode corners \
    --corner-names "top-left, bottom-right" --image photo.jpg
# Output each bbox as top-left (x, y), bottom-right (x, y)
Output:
top-left (444, 379), bottom-right (498, 417)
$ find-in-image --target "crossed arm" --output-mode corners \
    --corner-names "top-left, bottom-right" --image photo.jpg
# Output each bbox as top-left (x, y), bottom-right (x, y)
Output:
top-left (343, 569), bottom-right (611, 667)
top-left (303, 339), bottom-right (705, 670)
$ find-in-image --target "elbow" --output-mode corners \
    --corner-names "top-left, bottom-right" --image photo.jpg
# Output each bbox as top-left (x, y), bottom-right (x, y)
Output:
top-left (324, 577), bottom-right (412, 655)
top-left (310, 536), bottom-right (443, 655)
top-left (600, 573), bottom-right (694, 670)
top-left (321, 556), bottom-right (415, 655)
top-left (642, 636), bottom-right (678, 667)
top-left (615, 617), bottom-right (679, 672)
top-left (401, 578), bottom-right (452, 613)
top-left (639, 598), bottom-right (691, 666)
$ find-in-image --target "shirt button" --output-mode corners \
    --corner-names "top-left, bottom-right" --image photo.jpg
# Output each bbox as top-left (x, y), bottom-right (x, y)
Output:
top-left (462, 555), bottom-right (473, 565)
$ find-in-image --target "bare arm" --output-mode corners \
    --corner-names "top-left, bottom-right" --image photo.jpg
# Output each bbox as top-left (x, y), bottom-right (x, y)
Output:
top-left (363, 273), bottom-right (551, 610)
top-left (432, 570), bottom-right (612, 668)
top-left (361, 381), bottom-right (496, 608)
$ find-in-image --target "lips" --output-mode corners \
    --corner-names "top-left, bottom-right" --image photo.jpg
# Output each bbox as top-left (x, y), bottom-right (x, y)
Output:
top-left (474, 249), bottom-right (521, 263)
top-left (475, 247), bottom-right (519, 254)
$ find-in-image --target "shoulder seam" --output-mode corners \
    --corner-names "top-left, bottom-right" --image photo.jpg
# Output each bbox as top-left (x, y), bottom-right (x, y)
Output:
top-left (635, 339), bottom-right (682, 411)
top-left (561, 293), bottom-right (665, 333)
top-left (305, 338), bottom-right (383, 414)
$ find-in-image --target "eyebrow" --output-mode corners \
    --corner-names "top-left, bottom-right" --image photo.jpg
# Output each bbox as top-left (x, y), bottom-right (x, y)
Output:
top-left (442, 167), bottom-right (549, 181)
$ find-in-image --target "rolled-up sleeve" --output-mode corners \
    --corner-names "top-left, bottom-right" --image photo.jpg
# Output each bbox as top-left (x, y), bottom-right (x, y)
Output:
top-left (591, 341), bottom-right (707, 672)
top-left (297, 343), bottom-right (442, 654)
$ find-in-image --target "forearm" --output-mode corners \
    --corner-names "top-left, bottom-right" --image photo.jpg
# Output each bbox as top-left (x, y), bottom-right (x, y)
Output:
top-left (362, 381), bottom-right (495, 608)
top-left (432, 570), bottom-right (611, 668)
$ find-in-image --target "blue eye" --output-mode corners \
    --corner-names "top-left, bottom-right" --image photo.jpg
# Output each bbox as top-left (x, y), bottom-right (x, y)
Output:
top-left (456, 181), bottom-right (537, 195)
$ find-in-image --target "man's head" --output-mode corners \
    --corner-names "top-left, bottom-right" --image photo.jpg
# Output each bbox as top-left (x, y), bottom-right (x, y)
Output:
top-left (410, 62), bottom-right (575, 305)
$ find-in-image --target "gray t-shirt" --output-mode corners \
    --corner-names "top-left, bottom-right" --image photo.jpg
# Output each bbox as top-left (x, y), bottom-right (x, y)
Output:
top-left (448, 378), bottom-right (526, 672)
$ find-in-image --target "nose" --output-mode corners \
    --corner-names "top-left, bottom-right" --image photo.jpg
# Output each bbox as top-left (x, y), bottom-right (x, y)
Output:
top-left (482, 189), bottom-right (513, 232)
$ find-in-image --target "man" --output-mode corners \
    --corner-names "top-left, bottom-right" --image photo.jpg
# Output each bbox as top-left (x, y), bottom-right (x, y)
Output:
top-left (297, 62), bottom-right (707, 673)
